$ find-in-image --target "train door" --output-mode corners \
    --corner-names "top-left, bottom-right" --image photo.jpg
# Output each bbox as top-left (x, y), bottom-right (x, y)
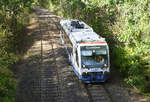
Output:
top-left (60, 28), bottom-right (65, 45)
top-left (73, 46), bottom-right (79, 72)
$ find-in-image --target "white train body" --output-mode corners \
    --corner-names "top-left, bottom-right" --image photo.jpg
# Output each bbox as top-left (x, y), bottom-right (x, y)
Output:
top-left (60, 19), bottom-right (110, 83)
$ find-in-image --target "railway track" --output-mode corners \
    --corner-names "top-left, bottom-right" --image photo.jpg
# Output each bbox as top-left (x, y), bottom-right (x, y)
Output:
top-left (83, 84), bottom-right (113, 102)
top-left (36, 9), bottom-right (62, 102)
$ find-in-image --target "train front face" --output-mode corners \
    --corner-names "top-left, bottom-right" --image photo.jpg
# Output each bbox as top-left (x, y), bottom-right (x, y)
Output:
top-left (80, 45), bottom-right (110, 83)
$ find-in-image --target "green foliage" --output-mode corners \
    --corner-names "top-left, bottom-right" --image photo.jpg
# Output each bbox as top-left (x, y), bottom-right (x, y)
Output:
top-left (0, 0), bottom-right (37, 101)
top-left (111, 0), bottom-right (150, 92)
top-left (0, 25), bottom-right (18, 102)
top-left (0, 50), bottom-right (18, 102)
top-left (44, 0), bottom-right (150, 94)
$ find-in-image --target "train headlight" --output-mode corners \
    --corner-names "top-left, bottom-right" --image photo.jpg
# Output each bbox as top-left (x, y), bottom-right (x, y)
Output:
top-left (82, 65), bottom-right (86, 68)
top-left (93, 50), bottom-right (95, 53)
top-left (102, 64), bottom-right (107, 69)
top-left (104, 64), bottom-right (107, 67)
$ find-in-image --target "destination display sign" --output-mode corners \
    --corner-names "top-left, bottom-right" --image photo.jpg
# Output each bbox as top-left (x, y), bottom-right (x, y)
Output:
top-left (84, 46), bottom-right (106, 50)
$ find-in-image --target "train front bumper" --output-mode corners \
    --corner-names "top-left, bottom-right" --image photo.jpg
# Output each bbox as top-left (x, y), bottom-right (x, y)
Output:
top-left (81, 72), bottom-right (110, 83)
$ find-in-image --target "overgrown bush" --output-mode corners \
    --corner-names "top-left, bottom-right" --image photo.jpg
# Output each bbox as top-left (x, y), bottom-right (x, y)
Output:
top-left (44, 0), bottom-right (150, 93)
top-left (0, 0), bottom-right (37, 101)
top-left (0, 24), bottom-right (18, 102)
top-left (0, 50), bottom-right (18, 102)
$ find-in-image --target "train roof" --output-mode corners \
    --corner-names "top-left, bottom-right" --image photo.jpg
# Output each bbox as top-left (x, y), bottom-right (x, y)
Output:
top-left (60, 19), bottom-right (106, 45)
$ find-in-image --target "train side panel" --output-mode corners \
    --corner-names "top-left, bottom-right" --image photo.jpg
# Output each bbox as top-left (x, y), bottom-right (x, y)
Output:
top-left (60, 30), bottom-right (82, 79)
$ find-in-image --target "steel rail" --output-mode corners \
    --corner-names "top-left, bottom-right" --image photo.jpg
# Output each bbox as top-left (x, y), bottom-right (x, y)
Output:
top-left (37, 10), bottom-right (62, 102)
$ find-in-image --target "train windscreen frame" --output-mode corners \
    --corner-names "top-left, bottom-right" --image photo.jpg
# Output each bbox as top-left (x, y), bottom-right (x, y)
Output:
top-left (81, 46), bottom-right (108, 68)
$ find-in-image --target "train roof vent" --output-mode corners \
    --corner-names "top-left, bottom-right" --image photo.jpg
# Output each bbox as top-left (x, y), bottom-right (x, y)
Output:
top-left (71, 20), bottom-right (84, 29)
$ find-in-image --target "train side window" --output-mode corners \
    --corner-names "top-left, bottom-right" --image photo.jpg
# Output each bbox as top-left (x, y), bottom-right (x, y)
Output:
top-left (76, 50), bottom-right (79, 66)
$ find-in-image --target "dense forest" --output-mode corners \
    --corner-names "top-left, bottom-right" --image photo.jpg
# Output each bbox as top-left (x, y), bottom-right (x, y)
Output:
top-left (0, 0), bottom-right (150, 101)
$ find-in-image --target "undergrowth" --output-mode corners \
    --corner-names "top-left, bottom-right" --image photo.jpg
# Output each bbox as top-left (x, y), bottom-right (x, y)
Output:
top-left (0, 0), bottom-right (37, 101)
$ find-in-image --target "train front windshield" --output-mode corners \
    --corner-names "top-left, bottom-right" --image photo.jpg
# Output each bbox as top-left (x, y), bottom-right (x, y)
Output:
top-left (81, 46), bottom-right (108, 68)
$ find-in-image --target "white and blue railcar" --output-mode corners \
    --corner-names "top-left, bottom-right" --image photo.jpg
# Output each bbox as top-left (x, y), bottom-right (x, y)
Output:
top-left (60, 19), bottom-right (110, 83)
